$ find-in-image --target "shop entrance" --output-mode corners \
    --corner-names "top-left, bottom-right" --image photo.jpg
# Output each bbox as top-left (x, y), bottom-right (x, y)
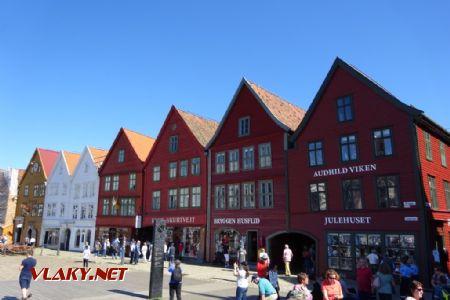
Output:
top-left (247, 231), bottom-right (258, 262)
top-left (268, 232), bottom-right (316, 276)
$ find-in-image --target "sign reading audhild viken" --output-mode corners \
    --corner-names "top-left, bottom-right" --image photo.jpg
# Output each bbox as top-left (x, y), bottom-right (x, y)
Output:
top-left (313, 163), bottom-right (376, 177)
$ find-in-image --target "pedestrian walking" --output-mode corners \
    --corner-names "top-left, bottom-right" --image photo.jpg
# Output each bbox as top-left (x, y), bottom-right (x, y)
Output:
top-left (374, 262), bottom-right (395, 300)
top-left (233, 261), bottom-right (249, 300)
top-left (129, 239), bottom-right (136, 264)
top-left (251, 275), bottom-right (278, 300)
top-left (19, 248), bottom-right (37, 300)
top-left (168, 259), bottom-right (183, 300)
top-left (168, 243), bottom-right (176, 264)
top-left (283, 244), bottom-right (293, 276)
top-left (356, 258), bottom-right (372, 300)
top-left (82, 244), bottom-right (90, 268)
top-left (268, 264), bottom-right (280, 298)
top-left (141, 242), bottom-right (148, 263)
top-left (134, 240), bottom-right (141, 264)
top-left (257, 253), bottom-right (270, 279)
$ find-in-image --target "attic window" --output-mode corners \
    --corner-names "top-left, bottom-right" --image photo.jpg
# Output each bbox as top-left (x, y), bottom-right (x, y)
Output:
top-left (337, 95), bottom-right (353, 122)
top-left (169, 136), bottom-right (178, 153)
top-left (239, 117), bottom-right (250, 137)
top-left (118, 149), bottom-right (125, 163)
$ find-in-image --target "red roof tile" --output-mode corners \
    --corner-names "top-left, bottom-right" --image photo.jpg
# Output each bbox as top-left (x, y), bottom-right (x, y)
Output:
top-left (62, 151), bottom-right (81, 175)
top-left (87, 147), bottom-right (108, 168)
top-left (123, 128), bottom-right (156, 162)
top-left (37, 148), bottom-right (59, 179)
top-left (177, 108), bottom-right (219, 147)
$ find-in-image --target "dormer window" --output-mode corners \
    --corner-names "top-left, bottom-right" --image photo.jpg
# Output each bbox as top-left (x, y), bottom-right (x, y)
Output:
top-left (118, 149), bottom-right (125, 163)
top-left (169, 136), bottom-right (178, 153)
top-left (239, 117), bottom-right (250, 137)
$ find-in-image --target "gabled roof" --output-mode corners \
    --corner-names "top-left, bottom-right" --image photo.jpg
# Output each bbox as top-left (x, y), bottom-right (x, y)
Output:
top-left (291, 57), bottom-right (426, 141)
top-left (177, 108), bottom-right (219, 147)
top-left (62, 151), bottom-right (81, 175)
top-left (36, 148), bottom-right (59, 179)
top-left (87, 146), bottom-right (108, 168)
top-left (207, 78), bottom-right (306, 149)
top-left (122, 128), bottom-right (155, 162)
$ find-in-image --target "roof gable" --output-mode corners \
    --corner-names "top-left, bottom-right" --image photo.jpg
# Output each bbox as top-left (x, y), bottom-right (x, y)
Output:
top-left (62, 151), bottom-right (81, 176)
top-left (123, 128), bottom-right (155, 162)
top-left (37, 148), bottom-right (59, 179)
top-left (291, 57), bottom-right (424, 141)
top-left (177, 108), bottom-right (219, 147)
top-left (207, 78), bottom-right (305, 149)
top-left (87, 146), bottom-right (108, 168)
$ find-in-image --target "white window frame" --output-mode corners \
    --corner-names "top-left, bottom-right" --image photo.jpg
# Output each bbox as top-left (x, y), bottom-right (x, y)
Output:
top-left (152, 191), bottom-right (161, 210)
top-left (228, 150), bottom-right (239, 172)
top-left (118, 149), bottom-right (125, 163)
top-left (243, 146), bottom-right (254, 170)
top-left (153, 165), bottom-right (160, 182)
top-left (216, 152), bottom-right (225, 174)
top-left (169, 162), bottom-right (177, 179)
top-left (180, 160), bottom-right (188, 177)
top-left (259, 143), bottom-right (272, 168)
top-left (112, 175), bottom-right (119, 191)
top-left (242, 182), bottom-right (255, 208)
top-left (168, 189), bottom-right (177, 209)
top-left (191, 186), bottom-right (201, 208)
top-left (228, 184), bottom-right (240, 209)
top-left (259, 180), bottom-right (273, 208)
top-left (215, 185), bottom-right (225, 209)
top-left (191, 157), bottom-right (200, 175)
top-left (239, 116), bottom-right (250, 137)
top-left (179, 187), bottom-right (189, 208)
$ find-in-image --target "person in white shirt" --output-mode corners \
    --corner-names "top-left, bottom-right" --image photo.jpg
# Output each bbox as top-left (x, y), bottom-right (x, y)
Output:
top-left (367, 249), bottom-right (379, 273)
top-left (141, 242), bottom-right (148, 263)
top-left (83, 245), bottom-right (91, 268)
top-left (233, 261), bottom-right (249, 300)
top-left (283, 244), bottom-right (294, 276)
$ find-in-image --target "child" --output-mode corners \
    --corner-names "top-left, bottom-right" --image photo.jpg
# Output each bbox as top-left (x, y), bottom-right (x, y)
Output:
top-left (268, 264), bottom-right (280, 298)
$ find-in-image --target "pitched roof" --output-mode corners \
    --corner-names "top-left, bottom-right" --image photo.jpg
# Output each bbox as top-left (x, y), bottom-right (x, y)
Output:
top-left (206, 78), bottom-right (306, 149)
top-left (177, 108), bottom-right (219, 147)
top-left (62, 151), bottom-right (81, 175)
top-left (87, 146), bottom-right (108, 168)
top-left (37, 148), bottom-right (59, 178)
top-left (122, 128), bottom-right (156, 162)
top-left (246, 79), bottom-right (306, 131)
top-left (291, 57), bottom-right (426, 141)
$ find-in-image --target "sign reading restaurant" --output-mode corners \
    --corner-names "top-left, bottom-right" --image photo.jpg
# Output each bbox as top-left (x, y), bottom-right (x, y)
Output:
top-left (313, 163), bottom-right (377, 177)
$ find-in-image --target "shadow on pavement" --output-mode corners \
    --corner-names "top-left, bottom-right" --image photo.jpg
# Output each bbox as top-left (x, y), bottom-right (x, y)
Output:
top-left (2, 297), bottom-right (19, 300)
top-left (108, 289), bottom-right (148, 299)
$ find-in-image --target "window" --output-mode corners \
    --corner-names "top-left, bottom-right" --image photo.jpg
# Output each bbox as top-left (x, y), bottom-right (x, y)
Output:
top-left (216, 152), bottom-right (225, 174)
top-left (228, 184), bottom-right (240, 209)
top-left (89, 182), bottom-right (95, 197)
top-left (112, 175), bottom-right (119, 191)
top-left (169, 162), bottom-right (177, 179)
top-left (24, 185), bottom-right (29, 196)
top-left (169, 136), bottom-right (178, 153)
top-left (33, 185), bottom-right (39, 197)
top-left (88, 204), bottom-right (94, 219)
top-left (239, 116), bottom-right (250, 136)
top-left (259, 143), bottom-right (272, 168)
top-left (84, 163), bottom-right (89, 173)
top-left (340, 135), bottom-right (358, 162)
top-left (46, 204), bottom-right (51, 217)
top-left (51, 203), bottom-right (56, 217)
top-left (60, 203), bottom-right (65, 217)
top-left (129, 173), bottom-right (136, 191)
top-left (425, 131), bottom-right (433, 161)
top-left (152, 191), bottom-right (161, 210)
top-left (242, 182), bottom-right (255, 208)
top-left (441, 141), bottom-right (447, 167)
top-left (429, 176), bottom-right (438, 209)
top-left (179, 188), bottom-right (189, 208)
top-left (259, 180), bottom-right (273, 208)
top-left (180, 160), bottom-right (188, 177)
top-left (82, 183), bottom-right (88, 198)
top-left (62, 183), bottom-right (67, 195)
top-left (337, 95), bottom-right (353, 122)
top-left (81, 205), bottom-right (86, 219)
top-left (73, 205), bottom-right (78, 219)
top-left (215, 185), bottom-right (225, 209)
top-left (229, 150), bottom-right (239, 172)
top-left (120, 198), bottom-right (135, 216)
top-left (39, 183), bottom-right (45, 196)
top-left (31, 204), bottom-right (37, 217)
top-left (376, 176), bottom-right (400, 208)
top-left (111, 197), bottom-right (118, 215)
top-left (102, 199), bottom-right (110, 215)
top-left (444, 181), bottom-right (450, 210)
top-left (310, 182), bottom-right (327, 211)
top-left (309, 141), bottom-right (324, 166)
top-left (243, 147), bottom-right (254, 170)
top-left (153, 166), bottom-right (160, 182)
top-left (75, 230), bottom-right (81, 248)
top-left (118, 149), bottom-right (125, 163)
top-left (104, 176), bottom-right (111, 191)
top-left (373, 128), bottom-right (393, 157)
top-left (168, 189), bottom-right (177, 209)
top-left (191, 186), bottom-right (201, 207)
top-left (342, 179), bottom-right (363, 209)
top-left (191, 157), bottom-right (200, 175)
top-left (74, 184), bottom-right (80, 199)
top-left (327, 233), bottom-right (353, 271)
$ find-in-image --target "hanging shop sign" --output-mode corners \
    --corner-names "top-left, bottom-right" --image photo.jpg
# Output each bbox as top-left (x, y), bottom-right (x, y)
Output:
top-left (324, 216), bottom-right (372, 225)
top-left (313, 163), bottom-right (376, 178)
top-left (404, 216), bottom-right (418, 222)
top-left (213, 217), bottom-right (260, 225)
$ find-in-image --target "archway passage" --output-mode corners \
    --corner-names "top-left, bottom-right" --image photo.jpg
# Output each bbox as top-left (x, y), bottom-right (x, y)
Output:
top-left (269, 232), bottom-right (316, 277)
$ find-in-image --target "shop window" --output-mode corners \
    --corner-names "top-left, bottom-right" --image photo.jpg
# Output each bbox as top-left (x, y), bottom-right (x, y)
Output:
top-left (191, 157), bottom-right (200, 175)
top-left (327, 233), bottom-right (353, 271)
top-left (152, 191), bottom-right (161, 210)
top-left (242, 182), bottom-right (255, 208)
top-left (243, 147), bottom-right (254, 170)
top-left (441, 141), bottom-right (447, 167)
top-left (179, 188), bottom-right (189, 208)
top-left (385, 234), bottom-right (415, 261)
top-left (228, 184), bottom-right (240, 209)
top-left (215, 229), bottom-right (240, 261)
top-left (104, 176), bottom-right (111, 191)
top-left (342, 178), bottom-right (363, 210)
top-left (216, 152), bottom-right (225, 174)
top-left (191, 187), bottom-right (201, 208)
top-left (425, 131), bottom-right (432, 161)
top-left (229, 150), bottom-right (239, 172)
top-left (169, 162), bottom-right (177, 179)
top-left (337, 95), bottom-right (353, 122)
top-left (309, 182), bottom-right (327, 211)
top-left (355, 234), bottom-right (381, 260)
top-left (429, 175), bottom-right (438, 209)
top-left (180, 160), bottom-right (188, 177)
top-left (182, 227), bottom-right (200, 258)
top-left (259, 143), bottom-right (272, 168)
top-left (340, 134), bottom-right (358, 162)
top-left (215, 185), bottom-right (226, 209)
top-left (376, 175), bottom-right (400, 208)
top-left (153, 165), bottom-right (160, 182)
top-left (309, 141), bottom-right (324, 166)
top-left (373, 128), bottom-right (393, 157)
top-left (129, 173), bottom-right (136, 191)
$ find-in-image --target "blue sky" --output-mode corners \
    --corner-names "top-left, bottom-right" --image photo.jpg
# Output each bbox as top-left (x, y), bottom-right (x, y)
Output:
top-left (1, 1), bottom-right (449, 169)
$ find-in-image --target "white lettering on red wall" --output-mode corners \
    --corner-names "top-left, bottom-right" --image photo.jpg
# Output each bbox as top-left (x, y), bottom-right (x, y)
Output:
top-left (324, 216), bottom-right (372, 225)
top-left (213, 218), bottom-right (260, 225)
top-left (152, 217), bottom-right (195, 224)
top-left (313, 164), bottom-right (377, 177)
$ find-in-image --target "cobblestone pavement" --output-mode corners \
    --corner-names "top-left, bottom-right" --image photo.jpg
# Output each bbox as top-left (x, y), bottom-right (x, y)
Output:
top-left (0, 249), bottom-right (299, 300)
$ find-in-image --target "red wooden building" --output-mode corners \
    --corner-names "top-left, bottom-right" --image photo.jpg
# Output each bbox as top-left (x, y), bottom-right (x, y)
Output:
top-left (288, 58), bottom-right (450, 282)
top-left (206, 78), bottom-right (305, 263)
top-left (96, 128), bottom-right (155, 242)
top-left (142, 106), bottom-right (218, 261)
